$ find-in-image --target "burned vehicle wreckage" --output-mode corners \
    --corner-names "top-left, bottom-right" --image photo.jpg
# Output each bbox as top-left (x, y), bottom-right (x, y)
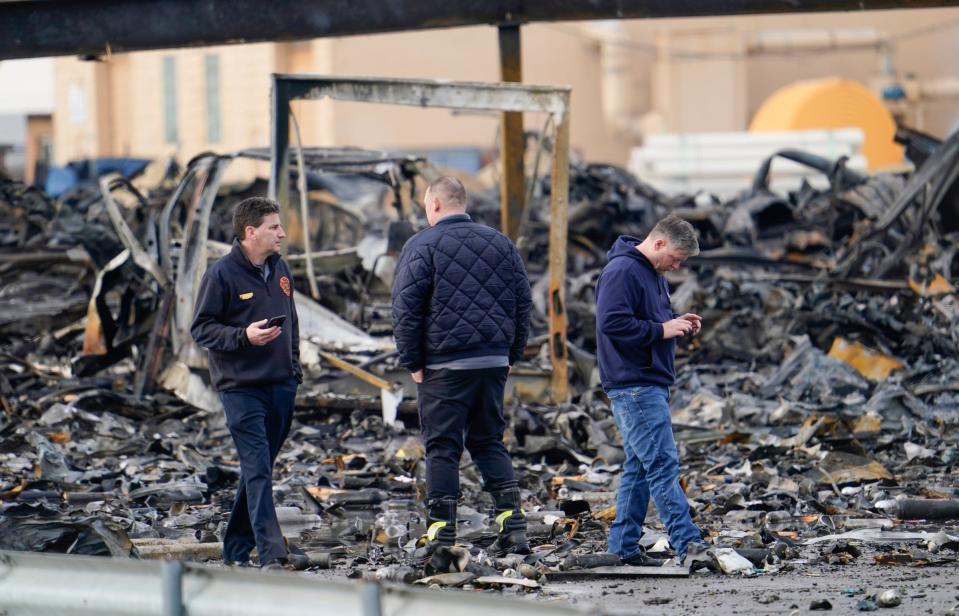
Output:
top-left (0, 126), bottom-right (957, 603)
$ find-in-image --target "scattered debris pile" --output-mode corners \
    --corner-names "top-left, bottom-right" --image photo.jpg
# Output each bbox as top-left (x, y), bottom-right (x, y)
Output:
top-left (0, 128), bottom-right (957, 598)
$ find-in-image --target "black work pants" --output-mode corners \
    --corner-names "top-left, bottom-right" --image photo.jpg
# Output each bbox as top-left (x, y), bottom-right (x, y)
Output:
top-left (417, 367), bottom-right (516, 503)
top-left (218, 379), bottom-right (297, 564)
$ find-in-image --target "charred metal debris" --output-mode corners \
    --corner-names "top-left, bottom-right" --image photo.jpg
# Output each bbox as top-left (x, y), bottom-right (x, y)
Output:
top-left (0, 128), bottom-right (957, 592)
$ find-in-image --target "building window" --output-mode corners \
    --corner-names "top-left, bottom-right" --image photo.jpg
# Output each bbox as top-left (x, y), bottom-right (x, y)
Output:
top-left (162, 56), bottom-right (178, 144)
top-left (205, 54), bottom-right (221, 144)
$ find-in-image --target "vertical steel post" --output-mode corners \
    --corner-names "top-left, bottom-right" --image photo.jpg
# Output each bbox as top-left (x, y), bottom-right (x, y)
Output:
top-left (161, 560), bottom-right (183, 616)
top-left (548, 112), bottom-right (570, 403)
top-left (360, 582), bottom-right (382, 616)
top-left (269, 77), bottom-right (292, 256)
top-left (498, 24), bottom-right (525, 242)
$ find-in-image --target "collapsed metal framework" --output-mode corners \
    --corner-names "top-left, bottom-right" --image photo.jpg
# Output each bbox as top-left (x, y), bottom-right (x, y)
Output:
top-left (87, 149), bottom-right (407, 410)
top-left (269, 75), bottom-right (572, 402)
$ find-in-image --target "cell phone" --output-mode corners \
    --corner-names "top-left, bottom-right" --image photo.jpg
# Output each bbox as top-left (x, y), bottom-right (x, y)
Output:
top-left (266, 315), bottom-right (286, 328)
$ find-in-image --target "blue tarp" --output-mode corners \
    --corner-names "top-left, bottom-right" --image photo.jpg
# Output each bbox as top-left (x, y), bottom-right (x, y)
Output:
top-left (45, 158), bottom-right (152, 198)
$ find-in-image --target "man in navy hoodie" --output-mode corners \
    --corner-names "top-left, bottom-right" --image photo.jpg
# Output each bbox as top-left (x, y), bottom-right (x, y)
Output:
top-left (191, 197), bottom-right (303, 570)
top-left (596, 214), bottom-right (704, 565)
top-left (392, 176), bottom-right (533, 565)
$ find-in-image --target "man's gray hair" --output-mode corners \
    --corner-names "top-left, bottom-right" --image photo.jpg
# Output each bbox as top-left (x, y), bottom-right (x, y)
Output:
top-left (427, 176), bottom-right (468, 209)
top-left (651, 214), bottom-right (700, 256)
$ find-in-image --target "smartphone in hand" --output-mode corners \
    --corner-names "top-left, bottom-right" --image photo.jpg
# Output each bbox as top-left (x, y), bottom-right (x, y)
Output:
top-left (266, 315), bottom-right (286, 328)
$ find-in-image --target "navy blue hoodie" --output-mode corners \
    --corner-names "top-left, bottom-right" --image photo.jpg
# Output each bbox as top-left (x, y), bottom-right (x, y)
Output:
top-left (595, 236), bottom-right (676, 390)
top-left (191, 241), bottom-right (302, 391)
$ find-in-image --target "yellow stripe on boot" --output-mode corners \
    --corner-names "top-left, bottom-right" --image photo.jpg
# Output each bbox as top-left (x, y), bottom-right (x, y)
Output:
top-left (426, 520), bottom-right (448, 542)
top-left (495, 509), bottom-right (525, 532)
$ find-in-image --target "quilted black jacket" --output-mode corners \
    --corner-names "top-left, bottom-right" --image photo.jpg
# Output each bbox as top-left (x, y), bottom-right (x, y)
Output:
top-left (391, 213), bottom-right (532, 372)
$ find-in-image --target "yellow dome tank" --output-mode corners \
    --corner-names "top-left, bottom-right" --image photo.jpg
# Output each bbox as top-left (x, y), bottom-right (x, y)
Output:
top-left (750, 78), bottom-right (902, 171)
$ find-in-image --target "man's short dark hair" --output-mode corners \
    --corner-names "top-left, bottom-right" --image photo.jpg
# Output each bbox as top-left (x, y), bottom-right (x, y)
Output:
top-left (233, 197), bottom-right (280, 240)
top-left (427, 176), bottom-right (467, 209)
top-left (651, 214), bottom-right (700, 256)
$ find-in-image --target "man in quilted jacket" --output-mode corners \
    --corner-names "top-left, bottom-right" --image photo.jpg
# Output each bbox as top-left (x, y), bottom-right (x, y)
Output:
top-left (392, 176), bottom-right (533, 565)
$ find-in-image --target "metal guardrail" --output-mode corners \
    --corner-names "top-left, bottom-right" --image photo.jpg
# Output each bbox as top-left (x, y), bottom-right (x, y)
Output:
top-left (0, 550), bottom-right (597, 616)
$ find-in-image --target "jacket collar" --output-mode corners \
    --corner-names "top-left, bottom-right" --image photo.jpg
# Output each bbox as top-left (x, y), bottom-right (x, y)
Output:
top-left (434, 213), bottom-right (471, 226)
top-left (230, 239), bottom-right (279, 272)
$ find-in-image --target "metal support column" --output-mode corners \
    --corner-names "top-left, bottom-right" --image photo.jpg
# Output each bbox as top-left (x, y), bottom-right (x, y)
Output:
top-left (498, 24), bottom-right (525, 242)
top-left (269, 79), bottom-right (292, 256)
top-left (548, 114), bottom-right (570, 403)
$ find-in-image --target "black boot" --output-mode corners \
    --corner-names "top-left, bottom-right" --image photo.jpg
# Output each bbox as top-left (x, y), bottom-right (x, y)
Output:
top-left (488, 485), bottom-right (531, 557)
top-left (412, 497), bottom-right (457, 573)
top-left (622, 546), bottom-right (667, 567)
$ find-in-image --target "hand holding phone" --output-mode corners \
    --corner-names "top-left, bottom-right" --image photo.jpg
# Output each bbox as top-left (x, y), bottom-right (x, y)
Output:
top-left (246, 317), bottom-right (283, 346)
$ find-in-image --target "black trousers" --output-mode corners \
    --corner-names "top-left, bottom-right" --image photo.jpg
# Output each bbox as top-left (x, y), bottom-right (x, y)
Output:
top-left (417, 367), bottom-right (516, 503)
top-left (218, 379), bottom-right (296, 564)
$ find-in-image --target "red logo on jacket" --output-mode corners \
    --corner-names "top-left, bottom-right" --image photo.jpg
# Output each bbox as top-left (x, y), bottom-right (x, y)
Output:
top-left (279, 276), bottom-right (291, 297)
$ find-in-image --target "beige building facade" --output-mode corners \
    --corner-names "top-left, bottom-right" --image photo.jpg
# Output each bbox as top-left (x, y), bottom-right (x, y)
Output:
top-left (52, 8), bottom-right (959, 170)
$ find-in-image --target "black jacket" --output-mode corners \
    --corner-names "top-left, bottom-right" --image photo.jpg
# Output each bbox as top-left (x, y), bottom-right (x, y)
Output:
top-left (191, 241), bottom-right (302, 391)
top-left (391, 214), bottom-right (532, 372)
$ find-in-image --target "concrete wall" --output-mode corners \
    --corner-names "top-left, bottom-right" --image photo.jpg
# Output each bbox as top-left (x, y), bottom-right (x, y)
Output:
top-left (49, 8), bottom-right (959, 168)
top-left (623, 8), bottom-right (959, 139)
top-left (53, 43), bottom-right (280, 164)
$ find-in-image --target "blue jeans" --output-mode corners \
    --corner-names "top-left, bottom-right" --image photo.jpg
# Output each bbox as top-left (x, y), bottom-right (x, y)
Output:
top-left (607, 384), bottom-right (702, 560)
top-left (219, 379), bottom-right (297, 564)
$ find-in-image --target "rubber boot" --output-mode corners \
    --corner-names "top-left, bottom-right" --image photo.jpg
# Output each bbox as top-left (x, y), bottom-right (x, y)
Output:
top-left (412, 497), bottom-right (457, 574)
top-left (488, 486), bottom-right (531, 556)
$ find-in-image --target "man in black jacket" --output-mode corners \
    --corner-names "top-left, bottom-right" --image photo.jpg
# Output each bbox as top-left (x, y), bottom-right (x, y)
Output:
top-left (392, 176), bottom-right (533, 562)
top-left (191, 197), bottom-right (303, 570)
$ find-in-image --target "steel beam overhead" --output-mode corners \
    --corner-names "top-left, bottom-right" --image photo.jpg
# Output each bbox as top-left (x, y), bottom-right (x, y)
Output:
top-left (3, 0), bottom-right (958, 60)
